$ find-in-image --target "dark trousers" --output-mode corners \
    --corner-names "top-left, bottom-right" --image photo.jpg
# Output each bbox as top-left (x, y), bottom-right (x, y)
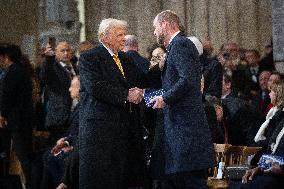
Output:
top-left (0, 129), bottom-right (11, 176)
top-left (40, 150), bottom-right (69, 189)
top-left (163, 169), bottom-right (208, 189)
top-left (11, 130), bottom-right (33, 187)
top-left (62, 148), bottom-right (79, 189)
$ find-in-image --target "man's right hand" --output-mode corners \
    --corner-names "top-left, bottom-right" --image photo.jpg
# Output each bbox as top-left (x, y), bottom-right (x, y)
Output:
top-left (51, 137), bottom-right (66, 155)
top-left (242, 167), bottom-right (261, 184)
top-left (127, 87), bottom-right (143, 104)
top-left (0, 115), bottom-right (7, 129)
top-left (56, 183), bottom-right (67, 189)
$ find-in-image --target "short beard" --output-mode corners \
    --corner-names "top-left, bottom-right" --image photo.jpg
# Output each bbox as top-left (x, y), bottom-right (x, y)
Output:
top-left (156, 33), bottom-right (165, 45)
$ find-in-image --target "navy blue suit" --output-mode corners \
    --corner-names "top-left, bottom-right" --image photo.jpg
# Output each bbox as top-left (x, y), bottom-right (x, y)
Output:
top-left (160, 33), bottom-right (214, 187)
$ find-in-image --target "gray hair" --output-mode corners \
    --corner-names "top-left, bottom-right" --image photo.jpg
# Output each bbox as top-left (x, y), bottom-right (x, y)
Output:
top-left (124, 35), bottom-right (138, 48)
top-left (98, 18), bottom-right (128, 41)
top-left (155, 10), bottom-right (182, 29)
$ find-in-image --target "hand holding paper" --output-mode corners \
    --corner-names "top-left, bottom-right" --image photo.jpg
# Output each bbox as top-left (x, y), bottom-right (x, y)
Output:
top-left (144, 89), bottom-right (165, 108)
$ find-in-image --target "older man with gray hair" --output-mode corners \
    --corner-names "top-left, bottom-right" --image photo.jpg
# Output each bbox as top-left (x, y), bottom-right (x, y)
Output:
top-left (79, 18), bottom-right (146, 189)
top-left (123, 35), bottom-right (150, 74)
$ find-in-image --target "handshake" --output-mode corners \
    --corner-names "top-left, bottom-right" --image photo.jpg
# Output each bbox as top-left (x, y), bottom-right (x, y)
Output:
top-left (127, 87), bottom-right (144, 104)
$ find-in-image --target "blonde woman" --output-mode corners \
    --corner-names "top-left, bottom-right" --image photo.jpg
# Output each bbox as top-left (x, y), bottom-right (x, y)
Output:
top-left (254, 82), bottom-right (284, 149)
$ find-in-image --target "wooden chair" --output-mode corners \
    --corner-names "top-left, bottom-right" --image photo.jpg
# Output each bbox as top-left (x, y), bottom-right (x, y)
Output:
top-left (208, 144), bottom-right (232, 189)
top-left (224, 146), bottom-right (245, 166)
top-left (208, 145), bottom-right (262, 189)
top-left (212, 144), bottom-right (232, 177)
top-left (241, 146), bottom-right (262, 165)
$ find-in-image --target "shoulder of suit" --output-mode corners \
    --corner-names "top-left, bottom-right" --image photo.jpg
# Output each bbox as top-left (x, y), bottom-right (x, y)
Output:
top-left (80, 45), bottom-right (106, 59)
top-left (172, 35), bottom-right (193, 46)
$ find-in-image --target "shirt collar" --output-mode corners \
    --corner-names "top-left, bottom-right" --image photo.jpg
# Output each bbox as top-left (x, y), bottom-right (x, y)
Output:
top-left (168, 31), bottom-right (180, 46)
top-left (59, 61), bottom-right (68, 67)
top-left (101, 42), bottom-right (115, 56)
top-left (59, 61), bottom-right (73, 70)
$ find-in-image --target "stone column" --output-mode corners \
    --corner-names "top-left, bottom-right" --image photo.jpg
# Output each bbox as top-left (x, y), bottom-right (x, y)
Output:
top-left (114, 0), bottom-right (137, 36)
top-left (226, 0), bottom-right (240, 43)
top-left (272, 0), bottom-right (284, 73)
top-left (135, 0), bottom-right (161, 56)
top-left (192, 0), bottom-right (209, 39)
top-left (84, 0), bottom-right (102, 42)
top-left (38, 0), bottom-right (80, 49)
top-left (238, 0), bottom-right (258, 50)
top-left (257, 0), bottom-right (272, 55)
top-left (185, 0), bottom-right (195, 36)
top-left (208, 0), bottom-right (227, 53)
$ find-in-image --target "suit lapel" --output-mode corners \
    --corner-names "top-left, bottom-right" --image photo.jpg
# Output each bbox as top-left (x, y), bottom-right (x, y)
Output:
top-left (99, 45), bottom-right (127, 85)
top-left (163, 39), bottom-right (174, 75)
top-left (55, 61), bottom-right (72, 81)
top-left (163, 32), bottom-right (184, 75)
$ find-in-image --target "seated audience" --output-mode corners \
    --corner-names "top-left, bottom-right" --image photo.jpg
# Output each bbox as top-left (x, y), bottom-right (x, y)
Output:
top-left (251, 70), bottom-right (272, 117)
top-left (199, 38), bottom-right (223, 98)
top-left (204, 97), bottom-right (226, 144)
top-left (231, 119), bottom-right (284, 189)
top-left (40, 76), bottom-right (80, 189)
top-left (259, 44), bottom-right (275, 73)
top-left (221, 72), bottom-right (262, 146)
top-left (254, 82), bottom-right (284, 149)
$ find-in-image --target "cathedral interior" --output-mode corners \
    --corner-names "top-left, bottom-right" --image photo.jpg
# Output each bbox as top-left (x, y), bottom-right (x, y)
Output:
top-left (1, 0), bottom-right (281, 65)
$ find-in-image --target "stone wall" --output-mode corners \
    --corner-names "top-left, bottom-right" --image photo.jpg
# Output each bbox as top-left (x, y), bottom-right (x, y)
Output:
top-left (272, 0), bottom-right (284, 73)
top-left (0, 0), bottom-right (38, 63)
top-left (85, 0), bottom-right (272, 56)
top-left (0, 0), bottom-right (274, 59)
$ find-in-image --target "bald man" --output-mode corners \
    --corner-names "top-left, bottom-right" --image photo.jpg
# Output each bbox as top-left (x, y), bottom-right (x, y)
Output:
top-left (40, 41), bottom-right (78, 144)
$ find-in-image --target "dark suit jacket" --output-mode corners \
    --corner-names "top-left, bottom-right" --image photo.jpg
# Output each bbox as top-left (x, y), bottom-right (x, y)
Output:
top-left (79, 44), bottom-right (146, 188)
top-left (200, 54), bottom-right (223, 98)
top-left (40, 56), bottom-right (77, 129)
top-left (64, 103), bottom-right (80, 146)
top-left (126, 50), bottom-right (150, 74)
top-left (161, 32), bottom-right (214, 174)
top-left (1, 63), bottom-right (33, 130)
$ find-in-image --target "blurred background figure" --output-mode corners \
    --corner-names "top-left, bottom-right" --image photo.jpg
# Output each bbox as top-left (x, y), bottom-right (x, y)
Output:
top-left (123, 34), bottom-right (150, 74)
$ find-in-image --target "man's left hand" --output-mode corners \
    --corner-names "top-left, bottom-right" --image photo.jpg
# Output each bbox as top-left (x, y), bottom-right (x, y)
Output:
top-left (264, 163), bottom-right (282, 175)
top-left (151, 96), bottom-right (166, 109)
top-left (0, 116), bottom-right (7, 128)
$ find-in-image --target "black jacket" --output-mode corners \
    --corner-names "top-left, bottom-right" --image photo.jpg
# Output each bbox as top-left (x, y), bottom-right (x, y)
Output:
top-left (200, 54), bottom-right (223, 98)
top-left (40, 56), bottom-right (78, 129)
top-left (1, 63), bottom-right (33, 130)
top-left (126, 50), bottom-right (150, 74)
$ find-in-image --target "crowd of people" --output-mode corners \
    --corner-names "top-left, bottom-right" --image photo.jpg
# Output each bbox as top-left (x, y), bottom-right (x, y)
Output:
top-left (0, 9), bottom-right (283, 189)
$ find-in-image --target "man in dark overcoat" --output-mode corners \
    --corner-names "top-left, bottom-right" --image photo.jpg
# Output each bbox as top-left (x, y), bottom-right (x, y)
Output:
top-left (79, 18), bottom-right (146, 189)
top-left (151, 10), bottom-right (215, 189)
top-left (0, 44), bottom-right (34, 189)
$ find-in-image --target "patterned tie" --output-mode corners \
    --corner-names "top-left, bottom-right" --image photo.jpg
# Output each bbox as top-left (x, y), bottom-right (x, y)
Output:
top-left (113, 54), bottom-right (125, 79)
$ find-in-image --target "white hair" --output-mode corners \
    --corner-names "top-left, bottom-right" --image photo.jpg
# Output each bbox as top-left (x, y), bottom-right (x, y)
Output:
top-left (124, 35), bottom-right (138, 48)
top-left (187, 36), bottom-right (203, 56)
top-left (98, 18), bottom-right (128, 41)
